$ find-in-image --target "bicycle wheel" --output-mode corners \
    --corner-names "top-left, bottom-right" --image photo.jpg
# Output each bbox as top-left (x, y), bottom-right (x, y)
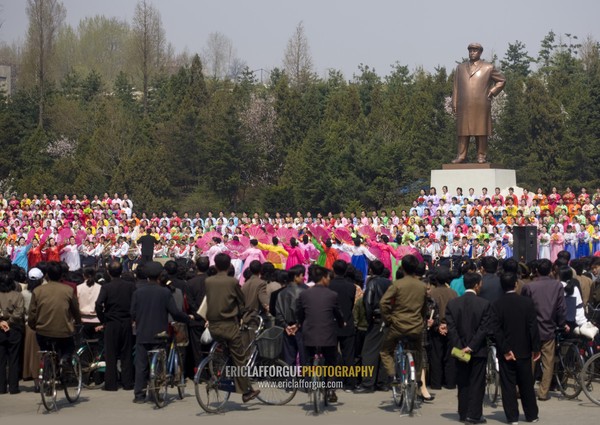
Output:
top-left (194, 353), bottom-right (231, 413)
top-left (173, 349), bottom-right (185, 400)
top-left (311, 373), bottom-right (322, 414)
top-left (485, 346), bottom-right (499, 404)
top-left (581, 352), bottom-right (600, 405)
top-left (253, 357), bottom-right (297, 405)
top-left (78, 344), bottom-right (103, 390)
top-left (402, 352), bottom-right (417, 414)
top-left (149, 351), bottom-right (168, 408)
top-left (40, 353), bottom-right (58, 412)
top-left (392, 344), bottom-right (404, 407)
top-left (63, 354), bottom-right (83, 403)
top-left (556, 342), bottom-right (583, 399)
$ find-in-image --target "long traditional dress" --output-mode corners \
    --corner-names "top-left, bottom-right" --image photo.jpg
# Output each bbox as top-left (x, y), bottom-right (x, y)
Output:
top-left (238, 246), bottom-right (266, 285)
top-left (563, 231), bottom-right (577, 259)
top-left (549, 232), bottom-right (564, 262)
top-left (283, 245), bottom-right (308, 270)
top-left (576, 232), bottom-right (590, 258)
top-left (11, 243), bottom-right (31, 271)
top-left (538, 232), bottom-right (551, 260)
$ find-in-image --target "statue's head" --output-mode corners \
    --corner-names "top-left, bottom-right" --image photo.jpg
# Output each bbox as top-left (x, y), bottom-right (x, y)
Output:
top-left (467, 42), bottom-right (483, 61)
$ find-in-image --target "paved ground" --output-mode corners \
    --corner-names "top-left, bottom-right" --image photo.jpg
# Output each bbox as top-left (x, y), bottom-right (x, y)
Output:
top-left (1, 381), bottom-right (597, 425)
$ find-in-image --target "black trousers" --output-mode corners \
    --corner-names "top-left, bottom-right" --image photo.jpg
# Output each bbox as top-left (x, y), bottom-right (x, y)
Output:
top-left (429, 331), bottom-right (456, 388)
top-left (104, 320), bottom-right (134, 391)
top-left (37, 334), bottom-right (75, 361)
top-left (188, 325), bottom-right (205, 373)
top-left (282, 329), bottom-right (306, 366)
top-left (337, 334), bottom-right (356, 388)
top-left (360, 323), bottom-right (388, 389)
top-left (499, 357), bottom-right (538, 423)
top-left (0, 328), bottom-right (23, 393)
top-left (305, 345), bottom-right (339, 388)
top-left (456, 357), bottom-right (486, 420)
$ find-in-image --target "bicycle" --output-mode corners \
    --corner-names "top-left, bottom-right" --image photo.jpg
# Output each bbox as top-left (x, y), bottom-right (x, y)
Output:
top-left (194, 316), bottom-right (296, 413)
top-left (580, 344), bottom-right (600, 405)
top-left (77, 335), bottom-right (106, 390)
top-left (307, 347), bottom-right (329, 415)
top-left (391, 336), bottom-right (417, 415)
top-left (552, 330), bottom-right (585, 399)
top-left (38, 341), bottom-right (83, 412)
top-left (147, 327), bottom-right (186, 408)
top-left (485, 338), bottom-right (499, 405)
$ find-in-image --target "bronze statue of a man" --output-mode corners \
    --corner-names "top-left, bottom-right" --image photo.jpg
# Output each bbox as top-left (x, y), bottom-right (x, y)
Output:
top-left (452, 43), bottom-right (506, 164)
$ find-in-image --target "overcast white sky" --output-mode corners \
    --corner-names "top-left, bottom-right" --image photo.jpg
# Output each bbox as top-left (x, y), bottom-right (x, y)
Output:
top-left (1, 0), bottom-right (599, 78)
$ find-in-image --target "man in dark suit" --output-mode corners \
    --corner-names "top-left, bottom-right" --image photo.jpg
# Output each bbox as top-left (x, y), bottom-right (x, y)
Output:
top-left (379, 255), bottom-right (427, 388)
top-left (137, 228), bottom-right (157, 265)
top-left (296, 265), bottom-right (344, 402)
top-left (95, 260), bottom-right (136, 391)
top-left (479, 256), bottom-right (503, 304)
top-left (446, 272), bottom-right (492, 424)
top-left (185, 256), bottom-right (209, 370)
top-left (205, 253), bottom-right (260, 403)
top-left (355, 260), bottom-right (391, 393)
top-left (328, 260), bottom-right (356, 390)
top-left (130, 262), bottom-right (190, 403)
top-left (493, 273), bottom-right (540, 424)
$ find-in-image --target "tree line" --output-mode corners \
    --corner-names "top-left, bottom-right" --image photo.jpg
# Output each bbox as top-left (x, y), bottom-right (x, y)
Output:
top-left (1, 1), bottom-right (599, 215)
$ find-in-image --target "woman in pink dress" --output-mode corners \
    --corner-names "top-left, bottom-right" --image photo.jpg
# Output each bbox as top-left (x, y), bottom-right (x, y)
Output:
top-left (283, 237), bottom-right (308, 270)
top-left (549, 225), bottom-right (564, 262)
top-left (238, 239), bottom-right (266, 285)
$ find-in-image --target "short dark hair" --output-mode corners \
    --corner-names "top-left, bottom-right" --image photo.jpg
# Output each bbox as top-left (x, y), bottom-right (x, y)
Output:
top-left (463, 272), bottom-right (482, 289)
top-left (556, 250), bottom-right (571, 262)
top-left (401, 255), bottom-right (419, 275)
top-left (481, 256), bottom-right (498, 274)
top-left (313, 266), bottom-right (332, 284)
top-left (249, 260), bottom-right (262, 275)
top-left (164, 260), bottom-right (178, 275)
top-left (107, 261), bottom-right (123, 278)
top-left (214, 253), bottom-right (231, 272)
top-left (332, 260), bottom-right (348, 276)
top-left (501, 258), bottom-right (518, 274)
top-left (47, 261), bottom-right (63, 281)
top-left (537, 259), bottom-right (553, 276)
top-left (195, 256), bottom-right (210, 273)
top-left (369, 260), bottom-right (384, 276)
top-left (500, 272), bottom-right (517, 292)
top-left (288, 265), bottom-right (305, 281)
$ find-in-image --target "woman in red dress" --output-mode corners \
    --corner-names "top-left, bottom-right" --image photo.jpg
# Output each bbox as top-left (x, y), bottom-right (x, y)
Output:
top-left (27, 238), bottom-right (44, 269)
top-left (45, 237), bottom-right (62, 262)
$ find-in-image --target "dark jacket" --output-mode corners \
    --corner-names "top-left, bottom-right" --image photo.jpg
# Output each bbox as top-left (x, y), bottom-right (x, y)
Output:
top-left (131, 283), bottom-right (189, 344)
top-left (186, 273), bottom-right (207, 327)
top-left (275, 283), bottom-right (306, 327)
top-left (296, 285), bottom-right (344, 347)
top-left (328, 276), bottom-right (356, 336)
top-left (521, 276), bottom-right (567, 341)
top-left (479, 273), bottom-right (504, 304)
top-left (446, 291), bottom-right (492, 358)
top-left (242, 275), bottom-right (269, 315)
top-left (95, 277), bottom-right (136, 323)
top-left (492, 292), bottom-right (540, 359)
top-left (363, 276), bottom-right (391, 324)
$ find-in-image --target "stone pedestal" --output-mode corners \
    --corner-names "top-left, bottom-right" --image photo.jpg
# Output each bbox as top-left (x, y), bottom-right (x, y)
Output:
top-left (430, 163), bottom-right (521, 196)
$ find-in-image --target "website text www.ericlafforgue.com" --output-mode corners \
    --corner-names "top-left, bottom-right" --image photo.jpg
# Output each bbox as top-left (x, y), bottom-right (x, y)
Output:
top-left (255, 379), bottom-right (343, 390)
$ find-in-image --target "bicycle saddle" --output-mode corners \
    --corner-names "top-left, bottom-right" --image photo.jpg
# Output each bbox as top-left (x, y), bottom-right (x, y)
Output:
top-left (154, 331), bottom-right (169, 340)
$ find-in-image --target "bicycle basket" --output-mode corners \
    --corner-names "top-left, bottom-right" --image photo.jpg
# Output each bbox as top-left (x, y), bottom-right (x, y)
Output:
top-left (255, 326), bottom-right (284, 360)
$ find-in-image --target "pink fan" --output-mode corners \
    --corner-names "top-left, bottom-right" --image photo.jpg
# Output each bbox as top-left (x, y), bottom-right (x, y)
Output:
top-left (75, 229), bottom-right (87, 245)
top-left (309, 225), bottom-right (329, 242)
top-left (334, 227), bottom-right (353, 244)
top-left (246, 226), bottom-right (269, 243)
top-left (338, 252), bottom-right (352, 263)
top-left (39, 228), bottom-right (52, 246)
top-left (264, 223), bottom-right (275, 235)
top-left (359, 225), bottom-right (376, 241)
top-left (26, 228), bottom-right (36, 244)
top-left (225, 242), bottom-right (242, 259)
top-left (57, 228), bottom-right (73, 245)
top-left (395, 245), bottom-right (424, 262)
top-left (368, 244), bottom-right (383, 260)
top-left (275, 227), bottom-right (297, 244)
top-left (380, 227), bottom-right (391, 237)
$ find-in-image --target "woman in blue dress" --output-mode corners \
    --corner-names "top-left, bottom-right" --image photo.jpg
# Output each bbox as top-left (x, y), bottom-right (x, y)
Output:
top-left (11, 237), bottom-right (31, 272)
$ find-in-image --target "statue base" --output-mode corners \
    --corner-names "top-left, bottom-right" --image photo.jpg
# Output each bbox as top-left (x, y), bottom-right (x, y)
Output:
top-left (431, 164), bottom-right (521, 196)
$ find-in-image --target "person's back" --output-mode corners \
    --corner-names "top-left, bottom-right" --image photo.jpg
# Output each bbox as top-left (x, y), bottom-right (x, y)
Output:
top-left (479, 256), bottom-right (503, 303)
top-left (131, 283), bottom-right (177, 343)
top-left (242, 273), bottom-right (268, 315)
top-left (205, 272), bottom-right (244, 323)
top-left (328, 261), bottom-right (356, 336)
top-left (521, 275), bottom-right (566, 342)
top-left (297, 285), bottom-right (342, 347)
top-left (97, 277), bottom-right (135, 323)
top-left (29, 280), bottom-right (80, 338)
top-left (381, 274), bottom-right (426, 336)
